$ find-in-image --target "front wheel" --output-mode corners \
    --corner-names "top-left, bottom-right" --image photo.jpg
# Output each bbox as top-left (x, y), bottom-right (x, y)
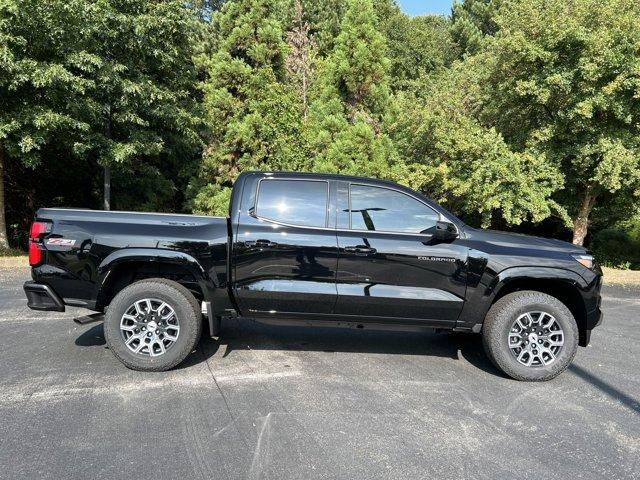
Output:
top-left (104, 278), bottom-right (202, 371)
top-left (482, 291), bottom-right (579, 381)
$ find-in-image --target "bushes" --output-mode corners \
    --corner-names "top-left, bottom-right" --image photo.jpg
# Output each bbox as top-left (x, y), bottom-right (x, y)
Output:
top-left (590, 228), bottom-right (640, 270)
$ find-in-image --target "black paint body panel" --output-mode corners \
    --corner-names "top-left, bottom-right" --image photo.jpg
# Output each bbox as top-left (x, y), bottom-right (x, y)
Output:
top-left (27, 171), bottom-right (603, 345)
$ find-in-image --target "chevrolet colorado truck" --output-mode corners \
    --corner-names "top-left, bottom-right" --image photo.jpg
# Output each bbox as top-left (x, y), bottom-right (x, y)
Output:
top-left (24, 171), bottom-right (603, 380)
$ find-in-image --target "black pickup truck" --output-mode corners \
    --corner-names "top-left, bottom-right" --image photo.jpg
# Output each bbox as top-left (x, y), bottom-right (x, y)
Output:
top-left (24, 171), bottom-right (602, 380)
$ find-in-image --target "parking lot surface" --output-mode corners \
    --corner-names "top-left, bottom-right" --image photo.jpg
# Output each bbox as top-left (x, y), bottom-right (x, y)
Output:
top-left (0, 263), bottom-right (638, 480)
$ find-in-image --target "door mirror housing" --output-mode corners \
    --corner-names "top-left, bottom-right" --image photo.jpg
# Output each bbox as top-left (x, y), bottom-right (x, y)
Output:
top-left (434, 220), bottom-right (458, 241)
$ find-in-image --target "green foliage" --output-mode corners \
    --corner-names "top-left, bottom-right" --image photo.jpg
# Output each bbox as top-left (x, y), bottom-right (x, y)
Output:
top-left (0, 0), bottom-right (204, 247)
top-left (477, 0), bottom-right (640, 243)
top-left (299, 0), bottom-right (345, 55)
top-left (0, 0), bottom-right (90, 166)
top-left (392, 62), bottom-right (564, 227)
top-left (320, 0), bottom-right (390, 116)
top-left (382, 13), bottom-right (456, 90)
top-left (450, 0), bottom-right (502, 56)
top-left (307, 0), bottom-right (401, 180)
top-left (192, 0), bottom-right (311, 215)
top-left (1, 0), bottom-right (202, 167)
top-left (590, 228), bottom-right (640, 270)
top-left (298, 0), bottom-right (402, 63)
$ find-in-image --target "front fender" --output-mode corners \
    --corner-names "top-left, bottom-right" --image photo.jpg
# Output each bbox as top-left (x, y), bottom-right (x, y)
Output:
top-left (489, 266), bottom-right (588, 295)
top-left (456, 265), bottom-right (588, 330)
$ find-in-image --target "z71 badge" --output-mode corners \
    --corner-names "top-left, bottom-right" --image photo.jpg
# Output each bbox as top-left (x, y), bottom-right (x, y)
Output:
top-left (46, 238), bottom-right (76, 246)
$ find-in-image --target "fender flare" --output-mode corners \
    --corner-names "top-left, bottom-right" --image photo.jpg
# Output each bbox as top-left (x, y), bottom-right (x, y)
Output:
top-left (94, 248), bottom-right (212, 308)
top-left (488, 266), bottom-right (588, 298)
top-left (457, 266), bottom-right (589, 331)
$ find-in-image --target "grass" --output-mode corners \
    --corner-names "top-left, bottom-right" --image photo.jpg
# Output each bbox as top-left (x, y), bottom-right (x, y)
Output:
top-left (0, 255), bottom-right (27, 269)
top-left (602, 266), bottom-right (640, 285)
top-left (0, 246), bottom-right (25, 256)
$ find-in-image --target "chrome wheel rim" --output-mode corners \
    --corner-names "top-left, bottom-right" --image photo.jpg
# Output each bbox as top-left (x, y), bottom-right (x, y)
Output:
top-left (508, 311), bottom-right (564, 367)
top-left (120, 298), bottom-right (180, 357)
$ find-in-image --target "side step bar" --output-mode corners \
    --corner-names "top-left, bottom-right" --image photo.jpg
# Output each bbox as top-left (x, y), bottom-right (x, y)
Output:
top-left (73, 313), bottom-right (104, 325)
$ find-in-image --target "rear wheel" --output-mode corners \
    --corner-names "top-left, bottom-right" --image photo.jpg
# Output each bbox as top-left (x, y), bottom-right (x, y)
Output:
top-left (482, 291), bottom-right (579, 381)
top-left (104, 278), bottom-right (202, 371)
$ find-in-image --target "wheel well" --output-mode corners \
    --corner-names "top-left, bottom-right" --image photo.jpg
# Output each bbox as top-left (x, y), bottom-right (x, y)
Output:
top-left (493, 278), bottom-right (587, 338)
top-left (98, 261), bottom-right (204, 308)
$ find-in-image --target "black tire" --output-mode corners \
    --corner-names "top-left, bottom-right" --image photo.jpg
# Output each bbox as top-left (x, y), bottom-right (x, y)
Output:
top-left (104, 278), bottom-right (202, 371)
top-left (482, 291), bottom-right (579, 381)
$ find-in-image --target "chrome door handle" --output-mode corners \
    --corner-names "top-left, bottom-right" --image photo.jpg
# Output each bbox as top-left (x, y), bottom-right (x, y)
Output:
top-left (244, 239), bottom-right (277, 248)
top-left (344, 246), bottom-right (377, 256)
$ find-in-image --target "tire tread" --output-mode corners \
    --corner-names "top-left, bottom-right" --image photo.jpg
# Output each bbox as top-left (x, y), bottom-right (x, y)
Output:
top-left (482, 290), bottom-right (579, 381)
top-left (104, 278), bottom-right (202, 371)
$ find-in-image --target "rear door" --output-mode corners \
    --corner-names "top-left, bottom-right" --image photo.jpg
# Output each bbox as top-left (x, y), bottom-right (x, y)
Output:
top-left (334, 181), bottom-right (467, 325)
top-left (232, 176), bottom-right (338, 317)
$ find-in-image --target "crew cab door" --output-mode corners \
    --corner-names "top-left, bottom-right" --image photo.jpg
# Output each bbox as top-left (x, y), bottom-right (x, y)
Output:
top-left (334, 182), bottom-right (467, 325)
top-left (231, 176), bottom-right (338, 317)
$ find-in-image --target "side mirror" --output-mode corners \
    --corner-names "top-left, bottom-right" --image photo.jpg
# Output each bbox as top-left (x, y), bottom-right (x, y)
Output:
top-left (434, 220), bottom-right (458, 241)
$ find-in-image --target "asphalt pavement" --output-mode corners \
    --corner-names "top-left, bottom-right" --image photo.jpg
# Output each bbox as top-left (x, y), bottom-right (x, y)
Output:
top-left (0, 264), bottom-right (638, 480)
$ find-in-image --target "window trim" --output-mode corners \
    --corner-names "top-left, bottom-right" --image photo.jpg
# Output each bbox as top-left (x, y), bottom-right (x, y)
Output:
top-left (254, 178), bottom-right (330, 229)
top-left (347, 182), bottom-right (442, 235)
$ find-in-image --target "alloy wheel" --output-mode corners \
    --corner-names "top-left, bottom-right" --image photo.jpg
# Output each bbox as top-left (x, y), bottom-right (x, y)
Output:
top-left (120, 298), bottom-right (180, 357)
top-left (508, 311), bottom-right (564, 367)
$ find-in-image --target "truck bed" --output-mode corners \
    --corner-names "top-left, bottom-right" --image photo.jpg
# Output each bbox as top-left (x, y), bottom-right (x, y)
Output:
top-left (30, 208), bottom-right (230, 310)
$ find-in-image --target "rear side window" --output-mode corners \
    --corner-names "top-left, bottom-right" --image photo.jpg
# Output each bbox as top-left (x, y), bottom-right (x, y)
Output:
top-left (349, 184), bottom-right (439, 233)
top-left (256, 179), bottom-right (328, 227)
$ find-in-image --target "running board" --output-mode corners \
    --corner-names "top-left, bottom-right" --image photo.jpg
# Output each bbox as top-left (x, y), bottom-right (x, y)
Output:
top-left (73, 313), bottom-right (104, 325)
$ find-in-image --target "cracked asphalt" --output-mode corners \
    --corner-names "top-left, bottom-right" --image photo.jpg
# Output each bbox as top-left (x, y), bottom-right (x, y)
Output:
top-left (0, 263), bottom-right (638, 480)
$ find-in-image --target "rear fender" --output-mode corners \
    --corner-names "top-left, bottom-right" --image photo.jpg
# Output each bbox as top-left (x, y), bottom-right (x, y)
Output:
top-left (94, 248), bottom-right (213, 309)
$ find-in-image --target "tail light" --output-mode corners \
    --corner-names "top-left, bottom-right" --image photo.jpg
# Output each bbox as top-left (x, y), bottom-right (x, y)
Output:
top-left (28, 221), bottom-right (50, 266)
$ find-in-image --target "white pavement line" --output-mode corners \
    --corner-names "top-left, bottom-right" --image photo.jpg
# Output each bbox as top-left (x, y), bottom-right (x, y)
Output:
top-left (0, 376), bottom-right (215, 404)
top-left (601, 296), bottom-right (640, 305)
top-left (0, 371), bottom-right (303, 405)
top-left (0, 316), bottom-right (76, 324)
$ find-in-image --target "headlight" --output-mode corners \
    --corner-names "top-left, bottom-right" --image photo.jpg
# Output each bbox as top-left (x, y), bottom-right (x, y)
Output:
top-left (572, 254), bottom-right (594, 269)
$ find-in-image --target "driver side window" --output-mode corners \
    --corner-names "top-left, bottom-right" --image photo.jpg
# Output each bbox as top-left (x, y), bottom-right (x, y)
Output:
top-left (349, 184), bottom-right (439, 233)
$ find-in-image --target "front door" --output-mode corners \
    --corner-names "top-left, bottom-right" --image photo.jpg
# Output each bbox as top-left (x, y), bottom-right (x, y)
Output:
top-left (232, 177), bottom-right (338, 317)
top-left (334, 182), bottom-right (467, 325)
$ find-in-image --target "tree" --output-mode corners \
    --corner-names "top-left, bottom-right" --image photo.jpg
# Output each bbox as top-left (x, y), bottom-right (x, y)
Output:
top-left (0, 0), bottom-right (90, 248)
top-left (0, 0), bottom-right (202, 248)
top-left (79, 0), bottom-right (202, 211)
top-left (192, 0), bottom-right (310, 215)
top-left (480, 0), bottom-right (640, 244)
top-left (450, 0), bottom-right (502, 56)
top-left (391, 61), bottom-right (564, 227)
top-left (285, 0), bottom-right (315, 118)
top-left (299, 0), bottom-right (345, 55)
top-left (381, 12), bottom-right (456, 90)
top-left (306, 0), bottom-right (404, 180)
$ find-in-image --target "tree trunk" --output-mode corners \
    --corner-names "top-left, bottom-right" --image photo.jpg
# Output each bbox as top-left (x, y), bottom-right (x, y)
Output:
top-left (572, 184), bottom-right (597, 246)
top-left (103, 103), bottom-right (112, 210)
top-left (103, 165), bottom-right (111, 210)
top-left (0, 146), bottom-right (9, 249)
top-left (302, 71), bottom-right (308, 119)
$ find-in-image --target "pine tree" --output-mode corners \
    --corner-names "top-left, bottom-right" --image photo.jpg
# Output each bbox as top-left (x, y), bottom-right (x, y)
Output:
top-left (193, 0), bottom-right (310, 215)
top-left (450, 0), bottom-right (502, 56)
top-left (307, 0), bottom-right (402, 180)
